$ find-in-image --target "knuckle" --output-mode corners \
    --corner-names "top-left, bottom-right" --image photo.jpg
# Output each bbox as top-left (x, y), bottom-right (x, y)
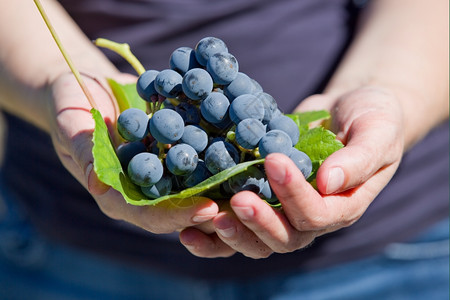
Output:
top-left (292, 215), bottom-right (328, 231)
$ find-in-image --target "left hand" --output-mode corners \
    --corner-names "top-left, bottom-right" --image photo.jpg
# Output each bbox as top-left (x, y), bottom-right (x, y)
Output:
top-left (179, 86), bottom-right (405, 258)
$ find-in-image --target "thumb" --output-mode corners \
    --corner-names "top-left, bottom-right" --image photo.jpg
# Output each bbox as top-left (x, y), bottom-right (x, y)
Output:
top-left (316, 116), bottom-right (403, 195)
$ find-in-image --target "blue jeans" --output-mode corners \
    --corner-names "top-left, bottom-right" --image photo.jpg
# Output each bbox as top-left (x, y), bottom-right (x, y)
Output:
top-left (0, 194), bottom-right (448, 300)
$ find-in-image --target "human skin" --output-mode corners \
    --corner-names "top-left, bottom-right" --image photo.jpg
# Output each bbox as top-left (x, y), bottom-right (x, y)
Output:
top-left (0, 0), bottom-right (448, 258)
top-left (178, 0), bottom-right (449, 258)
top-left (0, 0), bottom-right (219, 234)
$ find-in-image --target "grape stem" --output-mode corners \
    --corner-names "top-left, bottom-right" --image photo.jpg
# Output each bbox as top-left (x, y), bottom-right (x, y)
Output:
top-left (94, 38), bottom-right (146, 76)
top-left (33, 0), bottom-right (98, 110)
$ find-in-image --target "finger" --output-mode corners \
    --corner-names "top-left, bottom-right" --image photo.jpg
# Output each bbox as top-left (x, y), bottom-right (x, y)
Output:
top-left (179, 227), bottom-right (236, 258)
top-left (316, 113), bottom-right (402, 195)
top-left (95, 192), bottom-right (219, 234)
top-left (213, 211), bottom-right (273, 259)
top-left (230, 191), bottom-right (319, 253)
top-left (264, 153), bottom-right (332, 231)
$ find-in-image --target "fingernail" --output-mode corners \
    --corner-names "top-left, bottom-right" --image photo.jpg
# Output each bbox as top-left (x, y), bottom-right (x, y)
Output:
top-left (326, 167), bottom-right (344, 194)
top-left (86, 163), bottom-right (110, 195)
top-left (215, 216), bottom-right (236, 238)
top-left (216, 227), bottom-right (236, 238)
top-left (233, 206), bottom-right (254, 221)
top-left (192, 214), bottom-right (215, 223)
top-left (192, 206), bottom-right (217, 223)
top-left (266, 157), bottom-right (286, 184)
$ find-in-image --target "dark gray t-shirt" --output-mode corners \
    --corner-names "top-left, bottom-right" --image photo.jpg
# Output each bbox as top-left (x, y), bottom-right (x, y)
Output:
top-left (0, 0), bottom-right (448, 279)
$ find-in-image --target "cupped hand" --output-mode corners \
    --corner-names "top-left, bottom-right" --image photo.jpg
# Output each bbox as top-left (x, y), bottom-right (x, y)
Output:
top-left (47, 72), bottom-right (218, 234)
top-left (180, 86), bottom-right (405, 258)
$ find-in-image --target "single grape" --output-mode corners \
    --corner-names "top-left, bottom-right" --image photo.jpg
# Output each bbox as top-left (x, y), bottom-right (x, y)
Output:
top-left (165, 143), bottom-right (199, 176)
top-left (154, 69), bottom-right (183, 98)
top-left (175, 102), bottom-right (201, 125)
top-left (180, 125), bottom-right (208, 153)
top-left (141, 175), bottom-right (173, 199)
top-left (268, 115), bottom-right (300, 145)
top-left (116, 141), bottom-right (147, 169)
top-left (195, 37), bottom-right (228, 66)
top-left (200, 92), bottom-right (230, 124)
top-left (211, 114), bottom-right (233, 130)
top-left (169, 47), bottom-right (201, 75)
top-left (250, 78), bottom-right (263, 93)
top-left (223, 72), bottom-right (254, 101)
top-left (127, 152), bottom-right (163, 187)
top-left (117, 108), bottom-right (149, 142)
top-left (288, 148), bottom-right (312, 179)
top-left (220, 181), bottom-right (234, 197)
top-left (206, 52), bottom-right (239, 85)
top-left (182, 68), bottom-right (213, 100)
top-left (161, 98), bottom-right (175, 110)
top-left (149, 109), bottom-right (184, 144)
top-left (255, 92), bottom-right (278, 124)
top-left (204, 141), bottom-right (239, 174)
top-left (260, 180), bottom-right (279, 205)
top-left (235, 118), bottom-right (266, 149)
top-left (182, 160), bottom-right (212, 188)
top-left (136, 70), bottom-right (159, 101)
top-left (228, 166), bottom-right (265, 194)
top-left (229, 94), bottom-right (264, 124)
top-left (258, 129), bottom-right (293, 158)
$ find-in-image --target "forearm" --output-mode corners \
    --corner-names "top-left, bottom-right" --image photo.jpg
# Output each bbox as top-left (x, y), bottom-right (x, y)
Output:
top-left (325, 0), bottom-right (449, 149)
top-left (0, 0), bottom-right (117, 132)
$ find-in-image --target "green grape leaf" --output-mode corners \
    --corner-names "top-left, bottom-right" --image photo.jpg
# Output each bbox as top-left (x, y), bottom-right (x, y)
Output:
top-left (286, 110), bottom-right (330, 135)
top-left (108, 79), bottom-right (145, 112)
top-left (92, 108), bottom-right (265, 206)
top-left (295, 127), bottom-right (344, 179)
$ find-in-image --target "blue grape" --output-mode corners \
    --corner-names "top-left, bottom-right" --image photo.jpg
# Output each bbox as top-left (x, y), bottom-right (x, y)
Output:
top-left (169, 47), bottom-right (201, 75)
top-left (141, 175), bottom-right (172, 199)
top-left (195, 37), bottom-right (228, 66)
top-left (165, 143), bottom-right (199, 176)
top-left (182, 160), bottom-right (212, 188)
top-left (149, 109), bottom-right (184, 144)
top-left (211, 114), bottom-right (233, 130)
top-left (268, 115), bottom-right (300, 145)
top-left (220, 181), bottom-right (234, 197)
top-left (116, 141), bottom-right (147, 169)
top-left (204, 141), bottom-right (239, 174)
top-left (272, 108), bottom-right (283, 120)
top-left (229, 94), bottom-right (264, 124)
top-left (235, 118), bottom-right (266, 149)
top-left (154, 69), bottom-right (183, 98)
top-left (136, 70), bottom-right (159, 101)
top-left (175, 102), bottom-right (201, 125)
top-left (260, 180), bottom-right (279, 205)
top-left (288, 148), bottom-right (312, 179)
top-left (224, 72), bottom-right (254, 101)
top-left (181, 125), bottom-right (208, 153)
top-left (162, 98), bottom-right (175, 110)
top-left (228, 166), bottom-right (265, 194)
top-left (182, 68), bottom-right (213, 100)
top-left (200, 92), bottom-right (230, 124)
top-left (117, 108), bottom-right (149, 142)
top-left (258, 129), bottom-right (293, 158)
top-left (254, 92), bottom-right (278, 124)
top-left (127, 152), bottom-right (163, 187)
top-left (206, 52), bottom-right (239, 85)
top-left (250, 78), bottom-right (263, 93)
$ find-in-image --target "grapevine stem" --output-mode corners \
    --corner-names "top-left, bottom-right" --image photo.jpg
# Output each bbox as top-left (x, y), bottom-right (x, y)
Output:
top-left (33, 0), bottom-right (98, 110)
top-left (94, 38), bottom-right (146, 76)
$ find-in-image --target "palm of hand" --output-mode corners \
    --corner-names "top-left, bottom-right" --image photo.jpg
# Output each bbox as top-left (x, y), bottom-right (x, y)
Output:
top-left (180, 86), bottom-right (405, 258)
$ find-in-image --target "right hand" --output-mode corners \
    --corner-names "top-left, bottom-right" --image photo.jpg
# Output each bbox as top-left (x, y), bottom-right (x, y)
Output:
top-left (47, 72), bottom-right (218, 234)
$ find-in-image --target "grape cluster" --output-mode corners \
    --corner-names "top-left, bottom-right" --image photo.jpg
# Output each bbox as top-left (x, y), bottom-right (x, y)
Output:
top-left (116, 37), bottom-right (312, 203)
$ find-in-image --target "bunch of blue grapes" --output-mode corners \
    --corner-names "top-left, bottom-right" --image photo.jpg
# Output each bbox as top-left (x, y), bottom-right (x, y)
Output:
top-left (115, 37), bottom-right (312, 203)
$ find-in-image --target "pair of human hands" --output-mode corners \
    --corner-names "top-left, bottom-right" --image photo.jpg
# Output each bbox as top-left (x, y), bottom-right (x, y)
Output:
top-left (48, 71), bottom-right (404, 259)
